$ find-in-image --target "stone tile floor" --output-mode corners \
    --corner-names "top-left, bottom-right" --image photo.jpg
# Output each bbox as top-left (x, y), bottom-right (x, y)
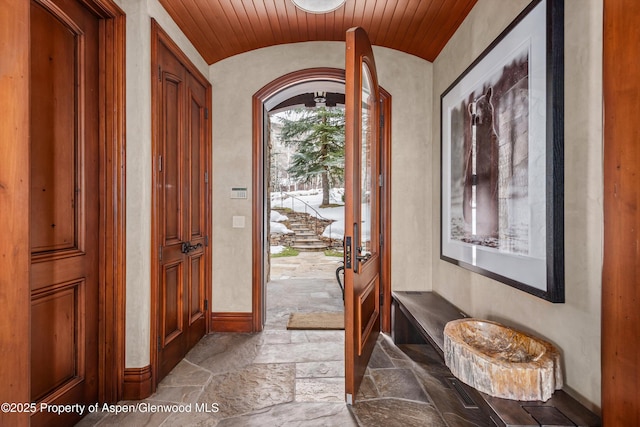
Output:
top-left (77, 252), bottom-right (491, 426)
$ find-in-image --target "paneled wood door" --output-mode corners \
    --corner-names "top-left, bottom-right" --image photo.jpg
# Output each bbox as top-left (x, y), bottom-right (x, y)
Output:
top-left (154, 24), bottom-right (211, 382)
top-left (344, 27), bottom-right (382, 404)
top-left (29, 0), bottom-right (100, 425)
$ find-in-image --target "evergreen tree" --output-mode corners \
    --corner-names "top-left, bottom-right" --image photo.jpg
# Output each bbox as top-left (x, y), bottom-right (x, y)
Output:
top-left (277, 107), bottom-right (345, 206)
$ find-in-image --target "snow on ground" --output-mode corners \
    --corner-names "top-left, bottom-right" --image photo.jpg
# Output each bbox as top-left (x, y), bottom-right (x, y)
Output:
top-left (271, 188), bottom-right (345, 240)
top-left (270, 210), bottom-right (288, 222)
top-left (270, 209), bottom-right (293, 234)
top-left (271, 245), bottom-right (285, 254)
top-left (271, 222), bottom-right (293, 234)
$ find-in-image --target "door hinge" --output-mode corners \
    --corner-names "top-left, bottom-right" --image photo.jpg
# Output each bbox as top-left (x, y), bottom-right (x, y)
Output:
top-left (158, 66), bottom-right (162, 81)
top-left (379, 173), bottom-right (383, 187)
top-left (380, 233), bottom-right (383, 247)
top-left (204, 299), bottom-right (208, 311)
top-left (205, 108), bottom-right (209, 119)
top-left (159, 246), bottom-right (163, 262)
top-left (380, 291), bottom-right (384, 309)
top-left (205, 235), bottom-right (209, 246)
top-left (158, 155), bottom-right (163, 172)
top-left (205, 172), bottom-right (209, 184)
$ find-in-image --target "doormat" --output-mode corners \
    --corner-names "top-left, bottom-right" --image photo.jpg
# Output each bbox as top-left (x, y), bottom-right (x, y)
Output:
top-left (286, 312), bottom-right (344, 330)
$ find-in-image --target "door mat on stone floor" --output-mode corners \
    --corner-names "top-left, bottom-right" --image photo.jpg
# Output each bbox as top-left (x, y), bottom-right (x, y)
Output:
top-left (286, 312), bottom-right (344, 330)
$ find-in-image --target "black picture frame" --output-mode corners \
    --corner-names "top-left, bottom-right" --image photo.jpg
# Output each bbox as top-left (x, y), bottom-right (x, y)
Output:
top-left (440, 0), bottom-right (564, 303)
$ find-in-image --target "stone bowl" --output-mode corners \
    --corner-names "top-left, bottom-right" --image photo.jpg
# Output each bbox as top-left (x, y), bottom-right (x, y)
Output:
top-left (444, 319), bottom-right (562, 401)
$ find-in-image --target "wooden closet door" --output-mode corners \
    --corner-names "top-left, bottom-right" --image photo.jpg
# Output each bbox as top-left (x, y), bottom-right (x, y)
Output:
top-left (29, 0), bottom-right (100, 425)
top-left (185, 72), bottom-right (208, 351)
top-left (156, 36), bottom-right (209, 382)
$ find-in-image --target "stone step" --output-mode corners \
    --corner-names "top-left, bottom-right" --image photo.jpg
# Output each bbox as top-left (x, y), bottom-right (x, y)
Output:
top-left (294, 233), bottom-right (322, 241)
top-left (291, 243), bottom-right (328, 252)
top-left (294, 241), bottom-right (324, 246)
top-left (293, 235), bottom-right (320, 240)
top-left (292, 240), bottom-right (325, 246)
top-left (289, 224), bottom-right (311, 230)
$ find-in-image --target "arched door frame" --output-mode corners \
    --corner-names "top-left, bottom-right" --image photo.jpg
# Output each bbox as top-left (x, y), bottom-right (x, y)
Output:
top-left (252, 67), bottom-right (392, 332)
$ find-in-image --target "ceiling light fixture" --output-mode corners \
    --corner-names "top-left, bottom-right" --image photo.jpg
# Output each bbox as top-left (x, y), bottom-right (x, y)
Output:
top-left (291, 0), bottom-right (346, 14)
top-left (313, 91), bottom-right (326, 103)
top-left (313, 91), bottom-right (327, 107)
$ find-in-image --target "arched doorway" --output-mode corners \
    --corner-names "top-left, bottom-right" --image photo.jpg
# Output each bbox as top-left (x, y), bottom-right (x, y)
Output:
top-left (251, 68), bottom-right (392, 332)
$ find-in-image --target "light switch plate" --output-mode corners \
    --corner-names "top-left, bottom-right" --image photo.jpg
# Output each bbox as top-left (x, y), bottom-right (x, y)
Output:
top-left (232, 216), bottom-right (245, 228)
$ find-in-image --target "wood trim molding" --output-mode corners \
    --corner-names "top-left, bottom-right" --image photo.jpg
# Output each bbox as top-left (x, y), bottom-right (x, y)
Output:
top-left (122, 366), bottom-right (153, 400)
top-left (602, 0), bottom-right (640, 423)
top-left (0, 2), bottom-right (31, 425)
top-left (150, 18), bottom-right (161, 395)
top-left (379, 88), bottom-right (392, 333)
top-left (150, 20), bottom-right (210, 86)
top-left (252, 67), bottom-right (392, 334)
top-left (211, 312), bottom-right (254, 332)
top-left (253, 67), bottom-right (346, 100)
top-left (92, 0), bottom-right (127, 404)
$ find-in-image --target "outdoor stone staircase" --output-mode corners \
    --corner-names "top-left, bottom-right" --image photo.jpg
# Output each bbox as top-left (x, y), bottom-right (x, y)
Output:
top-left (289, 220), bottom-right (328, 251)
top-left (271, 208), bottom-right (338, 251)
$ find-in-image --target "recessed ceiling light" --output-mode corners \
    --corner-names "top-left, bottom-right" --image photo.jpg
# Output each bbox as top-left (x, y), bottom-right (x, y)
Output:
top-left (291, 0), bottom-right (346, 14)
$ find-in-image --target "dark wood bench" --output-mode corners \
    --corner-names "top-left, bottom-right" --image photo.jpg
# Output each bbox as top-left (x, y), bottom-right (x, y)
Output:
top-left (392, 291), bottom-right (601, 427)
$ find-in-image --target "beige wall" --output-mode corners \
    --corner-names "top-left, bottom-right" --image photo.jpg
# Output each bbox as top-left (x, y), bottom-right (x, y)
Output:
top-left (118, 20), bottom-right (434, 364)
top-left (431, 0), bottom-right (603, 411)
top-left (116, 2), bottom-right (604, 412)
top-left (209, 43), bottom-right (433, 312)
top-left (115, 0), bottom-right (209, 367)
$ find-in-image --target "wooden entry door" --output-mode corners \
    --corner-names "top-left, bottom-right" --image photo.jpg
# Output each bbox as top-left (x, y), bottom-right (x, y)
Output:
top-left (154, 24), bottom-right (211, 382)
top-left (29, 0), bottom-right (100, 425)
top-left (344, 27), bottom-right (382, 404)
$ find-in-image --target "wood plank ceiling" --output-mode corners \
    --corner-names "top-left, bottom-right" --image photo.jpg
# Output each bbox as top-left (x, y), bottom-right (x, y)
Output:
top-left (159, 0), bottom-right (478, 65)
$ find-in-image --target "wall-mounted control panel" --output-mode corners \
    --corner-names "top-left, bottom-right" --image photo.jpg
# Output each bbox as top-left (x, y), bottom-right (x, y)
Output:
top-left (230, 187), bottom-right (248, 199)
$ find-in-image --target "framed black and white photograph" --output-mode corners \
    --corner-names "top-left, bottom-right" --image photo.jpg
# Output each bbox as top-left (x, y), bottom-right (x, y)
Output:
top-left (440, 0), bottom-right (565, 302)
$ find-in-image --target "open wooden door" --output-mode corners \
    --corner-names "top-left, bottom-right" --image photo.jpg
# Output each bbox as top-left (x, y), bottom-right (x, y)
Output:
top-left (344, 27), bottom-right (382, 404)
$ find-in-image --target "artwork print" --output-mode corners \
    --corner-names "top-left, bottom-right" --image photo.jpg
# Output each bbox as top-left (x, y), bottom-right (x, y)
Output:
top-left (449, 47), bottom-right (530, 254)
top-left (440, 0), bottom-right (565, 302)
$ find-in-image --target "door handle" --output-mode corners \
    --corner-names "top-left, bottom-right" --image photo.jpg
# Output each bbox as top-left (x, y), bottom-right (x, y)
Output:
top-left (181, 241), bottom-right (203, 254)
top-left (356, 249), bottom-right (371, 263)
top-left (353, 222), bottom-right (370, 271)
